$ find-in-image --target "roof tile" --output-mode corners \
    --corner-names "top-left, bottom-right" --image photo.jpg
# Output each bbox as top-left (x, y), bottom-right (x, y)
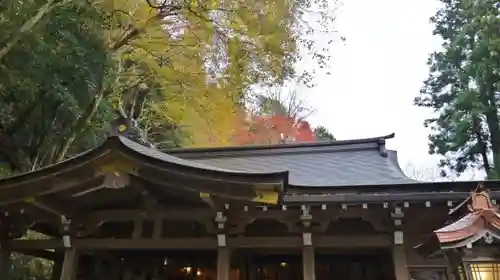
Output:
top-left (169, 137), bottom-right (417, 187)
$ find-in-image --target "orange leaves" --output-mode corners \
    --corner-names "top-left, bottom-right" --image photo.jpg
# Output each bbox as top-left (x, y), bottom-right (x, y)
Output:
top-left (235, 115), bottom-right (315, 145)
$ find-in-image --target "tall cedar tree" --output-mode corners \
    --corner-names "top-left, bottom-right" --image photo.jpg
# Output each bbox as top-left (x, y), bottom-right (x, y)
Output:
top-left (415, 0), bottom-right (500, 178)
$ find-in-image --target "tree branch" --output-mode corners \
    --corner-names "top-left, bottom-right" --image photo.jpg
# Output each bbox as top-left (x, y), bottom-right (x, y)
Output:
top-left (0, 0), bottom-right (63, 62)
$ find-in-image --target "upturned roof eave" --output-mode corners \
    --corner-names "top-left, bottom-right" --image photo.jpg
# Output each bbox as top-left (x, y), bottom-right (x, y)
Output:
top-left (115, 136), bottom-right (289, 184)
top-left (0, 136), bottom-right (290, 202)
top-left (0, 142), bottom-right (110, 188)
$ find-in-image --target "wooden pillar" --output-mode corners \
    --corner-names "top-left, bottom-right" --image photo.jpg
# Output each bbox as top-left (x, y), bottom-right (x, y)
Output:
top-left (302, 235), bottom-right (315, 280)
top-left (301, 206), bottom-right (315, 280)
top-left (216, 211), bottom-right (230, 280)
top-left (0, 243), bottom-right (11, 280)
top-left (444, 249), bottom-right (465, 280)
top-left (392, 206), bottom-right (409, 280)
top-left (60, 248), bottom-right (79, 280)
top-left (217, 247), bottom-right (231, 280)
top-left (392, 244), bottom-right (409, 280)
top-left (58, 217), bottom-right (79, 280)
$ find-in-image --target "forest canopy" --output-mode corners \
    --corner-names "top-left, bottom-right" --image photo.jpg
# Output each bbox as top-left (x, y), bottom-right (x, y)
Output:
top-left (0, 0), bottom-right (338, 176)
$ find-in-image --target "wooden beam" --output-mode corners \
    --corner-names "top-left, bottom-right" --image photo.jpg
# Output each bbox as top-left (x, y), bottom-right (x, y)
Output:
top-left (73, 219), bottom-right (104, 238)
top-left (8, 238), bottom-right (216, 250)
top-left (27, 197), bottom-right (74, 218)
top-left (315, 235), bottom-right (391, 247)
top-left (15, 249), bottom-right (57, 260)
top-left (9, 239), bottom-right (62, 250)
top-left (77, 209), bottom-right (214, 222)
top-left (0, 172), bottom-right (103, 207)
top-left (78, 208), bottom-right (365, 223)
top-left (137, 168), bottom-right (283, 204)
top-left (200, 192), bottom-right (222, 211)
top-left (8, 235), bottom-right (392, 250)
top-left (284, 191), bottom-right (500, 204)
top-left (229, 237), bottom-right (303, 248)
top-left (78, 208), bottom-right (378, 224)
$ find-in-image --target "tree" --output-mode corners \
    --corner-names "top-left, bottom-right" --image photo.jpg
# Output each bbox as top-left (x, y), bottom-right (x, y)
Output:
top-left (0, 0), bottom-right (339, 277)
top-left (235, 89), bottom-right (337, 145)
top-left (235, 89), bottom-right (336, 145)
top-left (414, 0), bottom-right (500, 178)
top-left (0, 0), bottom-right (70, 62)
top-left (0, 0), bottom-right (338, 169)
top-left (0, 0), bottom-right (114, 172)
top-left (314, 125), bottom-right (335, 141)
top-left (235, 115), bottom-right (316, 145)
top-left (54, 0), bottom-right (338, 150)
top-left (255, 90), bottom-right (313, 120)
top-left (403, 163), bottom-right (456, 182)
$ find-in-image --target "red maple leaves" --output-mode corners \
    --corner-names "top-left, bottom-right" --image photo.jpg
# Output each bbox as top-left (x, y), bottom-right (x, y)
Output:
top-left (234, 115), bottom-right (315, 145)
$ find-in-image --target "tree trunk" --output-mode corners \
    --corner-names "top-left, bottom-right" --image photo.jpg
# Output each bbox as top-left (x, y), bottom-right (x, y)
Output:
top-left (52, 90), bottom-right (104, 163)
top-left (472, 116), bottom-right (491, 176)
top-left (484, 102), bottom-right (500, 178)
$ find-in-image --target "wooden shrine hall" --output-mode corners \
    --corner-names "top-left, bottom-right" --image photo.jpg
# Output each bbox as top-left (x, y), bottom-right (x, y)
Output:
top-left (1, 124), bottom-right (500, 280)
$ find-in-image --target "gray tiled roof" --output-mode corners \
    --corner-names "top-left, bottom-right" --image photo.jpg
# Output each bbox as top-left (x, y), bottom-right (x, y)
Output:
top-left (168, 135), bottom-right (418, 187)
top-left (119, 136), bottom-right (247, 173)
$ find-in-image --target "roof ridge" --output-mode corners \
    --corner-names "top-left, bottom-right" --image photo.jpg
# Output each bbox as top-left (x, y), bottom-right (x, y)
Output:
top-left (166, 133), bottom-right (395, 155)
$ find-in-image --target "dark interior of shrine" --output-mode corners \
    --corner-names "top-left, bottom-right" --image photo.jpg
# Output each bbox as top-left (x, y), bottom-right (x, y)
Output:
top-left (75, 249), bottom-right (395, 280)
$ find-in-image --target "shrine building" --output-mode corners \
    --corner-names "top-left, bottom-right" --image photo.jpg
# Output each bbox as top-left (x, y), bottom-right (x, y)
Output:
top-left (1, 126), bottom-right (500, 280)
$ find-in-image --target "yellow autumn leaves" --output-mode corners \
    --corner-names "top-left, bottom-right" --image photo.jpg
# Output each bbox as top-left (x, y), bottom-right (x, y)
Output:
top-left (97, 0), bottom-right (298, 147)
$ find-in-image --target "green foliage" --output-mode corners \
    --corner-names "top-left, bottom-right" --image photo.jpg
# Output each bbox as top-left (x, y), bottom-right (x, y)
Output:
top-left (314, 126), bottom-right (335, 141)
top-left (0, 0), bottom-right (115, 171)
top-left (0, 0), bottom-right (338, 166)
top-left (10, 231), bottom-right (53, 280)
top-left (0, 0), bottom-right (338, 277)
top-left (11, 254), bottom-right (52, 280)
top-left (415, 0), bottom-right (500, 178)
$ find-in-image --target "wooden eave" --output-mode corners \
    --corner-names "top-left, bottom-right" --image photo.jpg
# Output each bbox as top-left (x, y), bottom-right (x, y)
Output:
top-left (0, 136), bottom-right (288, 217)
top-left (283, 180), bottom-right (500, 205)
top-left (287, 180), bottom-right (500, 194)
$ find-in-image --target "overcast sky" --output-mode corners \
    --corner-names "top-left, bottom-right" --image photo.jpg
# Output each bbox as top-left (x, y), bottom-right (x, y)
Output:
top-left (296, 0), bottom-right (472, 178)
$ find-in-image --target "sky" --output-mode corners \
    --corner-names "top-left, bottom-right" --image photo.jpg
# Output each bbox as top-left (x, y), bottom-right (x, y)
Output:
top-left (298, 0), bottom-right (466, 178)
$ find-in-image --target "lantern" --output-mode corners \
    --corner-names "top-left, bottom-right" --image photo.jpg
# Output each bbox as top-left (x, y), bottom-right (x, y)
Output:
top-left (468, 263), bottom-right (500, 280)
